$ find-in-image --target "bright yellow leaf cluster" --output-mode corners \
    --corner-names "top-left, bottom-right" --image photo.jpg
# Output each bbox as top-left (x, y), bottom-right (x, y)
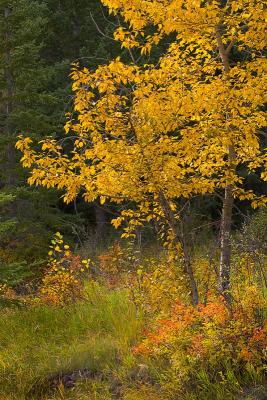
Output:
top-left (16, 0), bottom-right (267, 236)
top-left (40, 233), bottom-right (91, 305)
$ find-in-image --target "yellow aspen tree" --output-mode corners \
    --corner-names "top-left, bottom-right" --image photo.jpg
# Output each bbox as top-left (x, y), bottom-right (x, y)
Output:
top-left (16, 0), bottom-right (267, 305)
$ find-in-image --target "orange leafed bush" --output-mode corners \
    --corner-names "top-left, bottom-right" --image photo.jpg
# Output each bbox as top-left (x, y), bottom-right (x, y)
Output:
top-left (134, 295), bottom-right (266, 370)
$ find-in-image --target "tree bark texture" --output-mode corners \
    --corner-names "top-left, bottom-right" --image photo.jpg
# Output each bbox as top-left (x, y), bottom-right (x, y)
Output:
top-left (216, 26), bottom-right (235, 305)
top-left (158, 193), bottom-right (199, 306)
top-left (219, 185), bottom-right (234, 303)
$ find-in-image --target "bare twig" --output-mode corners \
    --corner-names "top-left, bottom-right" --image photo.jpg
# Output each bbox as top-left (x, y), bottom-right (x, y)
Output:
top-left (90, 11), bottom-right (116, 42)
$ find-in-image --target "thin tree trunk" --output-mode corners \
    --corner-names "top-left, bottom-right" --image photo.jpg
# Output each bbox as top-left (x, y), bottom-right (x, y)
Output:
top-left (158, 192), bottom-right (199, 306)
top-left (216, 26), bottom-right (235, 305)
top-left (219, 185), bottom-right (234, 304)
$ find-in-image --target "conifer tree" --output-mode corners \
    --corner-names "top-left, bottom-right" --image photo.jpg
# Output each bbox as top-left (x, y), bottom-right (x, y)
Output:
top-left (0, 193), bottom-right (16, 236)
top-left (0, 0), bottom-right (52, 183)
top-left (0, 0), bottom-right (72, 260)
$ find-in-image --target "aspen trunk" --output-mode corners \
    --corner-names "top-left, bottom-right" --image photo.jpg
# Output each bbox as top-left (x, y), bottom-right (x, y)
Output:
top-left (216, 27), bottom-right (235, 305)
top-left (158, 193), bottom-right (199, 306)
top-left (218, 142), bottom-right (235, 305)
top-left (219, 185), bottom-right (234, 304)
top-left (219, 145), bottom-right (235, 305)
top-left (180, 234), bottom-right (199, 306)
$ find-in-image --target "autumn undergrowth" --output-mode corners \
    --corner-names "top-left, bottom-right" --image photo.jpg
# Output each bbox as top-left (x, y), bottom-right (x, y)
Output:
top-left (0, 283), bottom-right (143, 400)
top-left (0, 225), bottom-right (266, 400)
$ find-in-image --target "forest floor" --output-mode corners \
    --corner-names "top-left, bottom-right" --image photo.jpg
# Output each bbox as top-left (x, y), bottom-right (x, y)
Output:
top-left (0, 281), bottom-right (266, 400)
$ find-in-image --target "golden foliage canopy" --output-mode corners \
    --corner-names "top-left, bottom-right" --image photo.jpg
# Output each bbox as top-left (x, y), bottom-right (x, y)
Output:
top-left (16, 0), bottom-right (267, 225)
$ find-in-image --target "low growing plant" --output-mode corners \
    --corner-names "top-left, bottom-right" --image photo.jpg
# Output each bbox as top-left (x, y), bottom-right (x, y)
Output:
top-left (133, 291), bottom-right (266, 398)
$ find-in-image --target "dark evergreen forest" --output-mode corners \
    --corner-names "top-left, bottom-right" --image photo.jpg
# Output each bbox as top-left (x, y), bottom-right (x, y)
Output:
top-left (0, 0), bottom-right (121, 273)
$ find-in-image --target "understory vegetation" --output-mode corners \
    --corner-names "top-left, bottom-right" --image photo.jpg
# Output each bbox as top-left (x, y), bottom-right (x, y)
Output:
top-left (0, 0), bottom-right (266, 399)
top-left (0, 211), bottom-right (266, 400)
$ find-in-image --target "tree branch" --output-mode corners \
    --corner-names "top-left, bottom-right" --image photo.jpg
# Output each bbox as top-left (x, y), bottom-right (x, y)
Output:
top-left (215, 26), bottom-right (230, 73)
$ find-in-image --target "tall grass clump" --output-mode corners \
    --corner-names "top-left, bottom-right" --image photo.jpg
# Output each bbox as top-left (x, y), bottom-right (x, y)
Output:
top-left (0, 283), bottom-right (143, 400)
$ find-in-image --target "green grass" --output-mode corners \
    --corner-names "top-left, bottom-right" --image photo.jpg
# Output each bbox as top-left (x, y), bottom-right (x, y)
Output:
top-left (47, 381), bottom-right (165, 400)
top-left (0, 281), bottom-right (265, 400)
top-left (0, 282), bottom-right (143, 400)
